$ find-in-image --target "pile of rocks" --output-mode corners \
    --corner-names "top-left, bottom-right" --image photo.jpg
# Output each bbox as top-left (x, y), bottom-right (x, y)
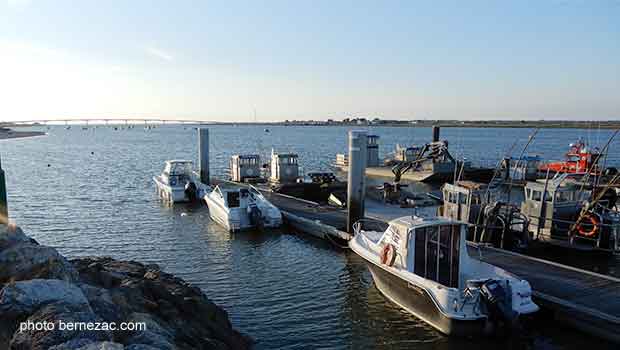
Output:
top-left (0, 224), bottom-right (251, 349)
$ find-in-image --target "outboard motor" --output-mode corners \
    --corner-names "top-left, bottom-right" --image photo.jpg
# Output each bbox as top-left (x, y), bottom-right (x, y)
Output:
top-left (184, 182), bottom-right (197, 201)
top-left (249, 206), bottom-right (264, 229)
top-left (480, 279), bottom-right (519, 332)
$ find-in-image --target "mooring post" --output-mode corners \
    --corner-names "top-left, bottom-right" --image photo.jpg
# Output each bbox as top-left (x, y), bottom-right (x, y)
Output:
top-left (0, 155), bottom-right (8, 224)
top-left (198, 128), bottom-right (209, 184)
top-left (347, 130), bottom-right (367, 233)
top-left (432, 125), bottom-right (440, 142)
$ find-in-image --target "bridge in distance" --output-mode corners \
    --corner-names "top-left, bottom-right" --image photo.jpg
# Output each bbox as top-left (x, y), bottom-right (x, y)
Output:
top-left (1, 118), bottom-right (219, 126)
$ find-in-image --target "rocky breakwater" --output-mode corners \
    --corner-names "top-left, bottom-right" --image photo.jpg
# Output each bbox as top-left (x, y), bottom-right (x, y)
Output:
top-left (0, 224), bottom-right (252, 349)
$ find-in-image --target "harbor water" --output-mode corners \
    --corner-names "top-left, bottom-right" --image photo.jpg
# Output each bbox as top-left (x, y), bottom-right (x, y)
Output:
top-left (2, 125), bottom-right (619, 349)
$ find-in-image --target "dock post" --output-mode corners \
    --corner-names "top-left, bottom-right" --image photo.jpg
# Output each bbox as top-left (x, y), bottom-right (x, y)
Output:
top-left (198, 128), bottom-right (209, 184)
top-left (0, 155), bottom-right (8, 224)
top-left (432, 125), bottom-right (440, 142)
top-left (347, 130), bottom-right (367, 233)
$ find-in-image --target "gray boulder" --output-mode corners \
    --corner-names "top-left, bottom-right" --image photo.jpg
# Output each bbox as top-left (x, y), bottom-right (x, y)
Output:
top-left (9, 303), bottom-right (111, 350)
top-left (122, 313), bottom-right (176, 350)
top-left (79, 283), bottom-right (123, 323)
top-left (0, 225), bottom-right (34, 249)
top-left (0, 225), bottom-right (78, 285)
top-left (0, 279), bottom-right (91, 320)
top-left (49, 339), bottom-right (125, 350)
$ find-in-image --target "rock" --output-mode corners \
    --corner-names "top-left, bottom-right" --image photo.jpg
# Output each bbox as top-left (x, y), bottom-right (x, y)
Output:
top-left (9, 303), bottom-right (111, 350)
top-left (0, 279), bottom-right (91, 321)
top-left (49, 339), bottom-right (124, 350)
top-left (78, 284), bottom-right (123, 324)
top-left (0, 228), bottom-right (252, 350)
top-left (122, 313), bottom-right (175, 350)
top-left (76, 341), bottom-right (124, 350)
top-left (125, 345), bottom-right (160, 350)
top-left (0, 227), bottom-right (79, 285)
top-left (0, 225), bottom-right (35, 249)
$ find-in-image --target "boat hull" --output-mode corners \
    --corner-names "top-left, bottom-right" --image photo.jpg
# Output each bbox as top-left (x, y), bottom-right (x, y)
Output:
top-left (204, 195), bottom-right (282, 232)
top-left (153, 177), bottom-right (190, 203)
top-left (365, 262), bottom-right (487, 337)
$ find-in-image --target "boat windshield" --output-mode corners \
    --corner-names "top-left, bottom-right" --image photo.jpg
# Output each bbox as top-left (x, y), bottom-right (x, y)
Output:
top-left (168, 162), bottom-right (192, 175)
top-left (413, 224), bottom-right (460, 288)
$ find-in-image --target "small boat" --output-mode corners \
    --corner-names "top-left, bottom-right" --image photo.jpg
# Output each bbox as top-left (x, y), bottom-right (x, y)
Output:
top-left (153, 160), bottom-right (198, 203)
top-left (539, 139), bottom-right (604, 175)
top-left (350, 216), bottom-right (538, 336)
top-left (203, 184), bottom-right (282, 232)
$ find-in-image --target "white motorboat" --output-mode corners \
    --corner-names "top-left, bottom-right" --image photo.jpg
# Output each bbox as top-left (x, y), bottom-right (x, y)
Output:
top-left (349, 216), bottom-right (538, 336)
top-left (153, 160), bottom-right (199, 203)
top-left (203, 184), bottom-right (282, 232)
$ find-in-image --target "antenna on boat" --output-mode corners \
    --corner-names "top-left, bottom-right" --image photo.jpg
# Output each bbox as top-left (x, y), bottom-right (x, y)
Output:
top-left (506, 128), bottom-right (540, 203)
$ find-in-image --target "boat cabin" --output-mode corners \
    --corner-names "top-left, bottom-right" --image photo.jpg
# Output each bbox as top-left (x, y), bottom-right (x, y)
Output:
top-left (521, 179), bottom-right (593, 238)
top-left (394, 144), bottom-right (422, 162)
top-left (503, 155), bottom-right (542, 181)
top-left (230, 154), bottom-right (261, 182)
top-left (382, 217), bottom-right (463, 288)
top-left (520, 178), bottom-right (620, 252)
top-left (354, 218), bottom-right (464, 290)
top-left (270, 151), bottom-right (299, 183)
top-left (441, 181), bottom-right (528, 248)
top-left (162, 160), bottom-right (193, 186)
top-left (441, 181), bottom-right (499, 223)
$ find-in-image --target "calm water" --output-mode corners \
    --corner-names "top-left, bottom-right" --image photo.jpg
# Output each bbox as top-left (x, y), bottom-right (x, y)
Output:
top-left (2, 125), bottom-right (618, 349)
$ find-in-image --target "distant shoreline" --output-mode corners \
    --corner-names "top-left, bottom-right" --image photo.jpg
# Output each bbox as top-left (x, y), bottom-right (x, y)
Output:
top-left (0, 128), bottom-right (46, 140)
top-left (4, 120), bottom-right (620, 129)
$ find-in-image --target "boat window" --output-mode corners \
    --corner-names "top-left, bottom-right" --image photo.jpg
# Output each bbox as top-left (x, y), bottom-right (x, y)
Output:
top-left (459, 193), bottom-right (468, 204)
top-left (227, 191), bottom-right (240, 208)
top-left (426, 226), bottom-right (439, 281)
top-left (471, 194), bottom-right (480, 205)
top-left (414, 228), bottom-right (426, 277)
top-left (438, 225), bottom-right (454, 286)
top-left (445, 192), bottom-right (454, 204)
top-left (532, 190), bottom-right (542, 201)
top-left (413, 225), bottom-right (460, 288)
top-left (555, 191), bottom-right (571, 202)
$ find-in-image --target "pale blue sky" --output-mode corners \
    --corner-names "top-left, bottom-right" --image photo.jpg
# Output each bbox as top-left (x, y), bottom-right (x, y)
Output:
top-left (1, 0), bottom-right (618, 121)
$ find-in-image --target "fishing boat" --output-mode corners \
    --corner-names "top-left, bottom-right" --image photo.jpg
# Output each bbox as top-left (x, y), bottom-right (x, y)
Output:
top-left (520, 173), bottom-right (620, 253)
top-left (539, 139), bottom-right (605, 175)
top-left (440, 181), bottom-right (530, 250)
top-left (203, 184), bottom-right (282, 232)
top-left (153, 160), bottom-right (199, 203)
top-left (350, 216), bottom-right (539, 336)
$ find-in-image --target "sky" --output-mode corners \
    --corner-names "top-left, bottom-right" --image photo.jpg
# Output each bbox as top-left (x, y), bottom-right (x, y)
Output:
top-left (0, 0), bottom-right (619, 122)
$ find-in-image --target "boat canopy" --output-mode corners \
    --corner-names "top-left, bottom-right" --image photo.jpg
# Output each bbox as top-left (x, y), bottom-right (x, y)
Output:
top-left (383, 216), bottom-right (463, 288)
top-left (164, 160), bottom-right (193, 176)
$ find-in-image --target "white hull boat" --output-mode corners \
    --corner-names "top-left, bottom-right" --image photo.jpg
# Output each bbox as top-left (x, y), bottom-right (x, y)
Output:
top-left (153, 160), bottom-right (199, 203)
top-left (349, 216), bottom-right (538, 336)
top-left (204, 185), bottom-right (282, 232)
